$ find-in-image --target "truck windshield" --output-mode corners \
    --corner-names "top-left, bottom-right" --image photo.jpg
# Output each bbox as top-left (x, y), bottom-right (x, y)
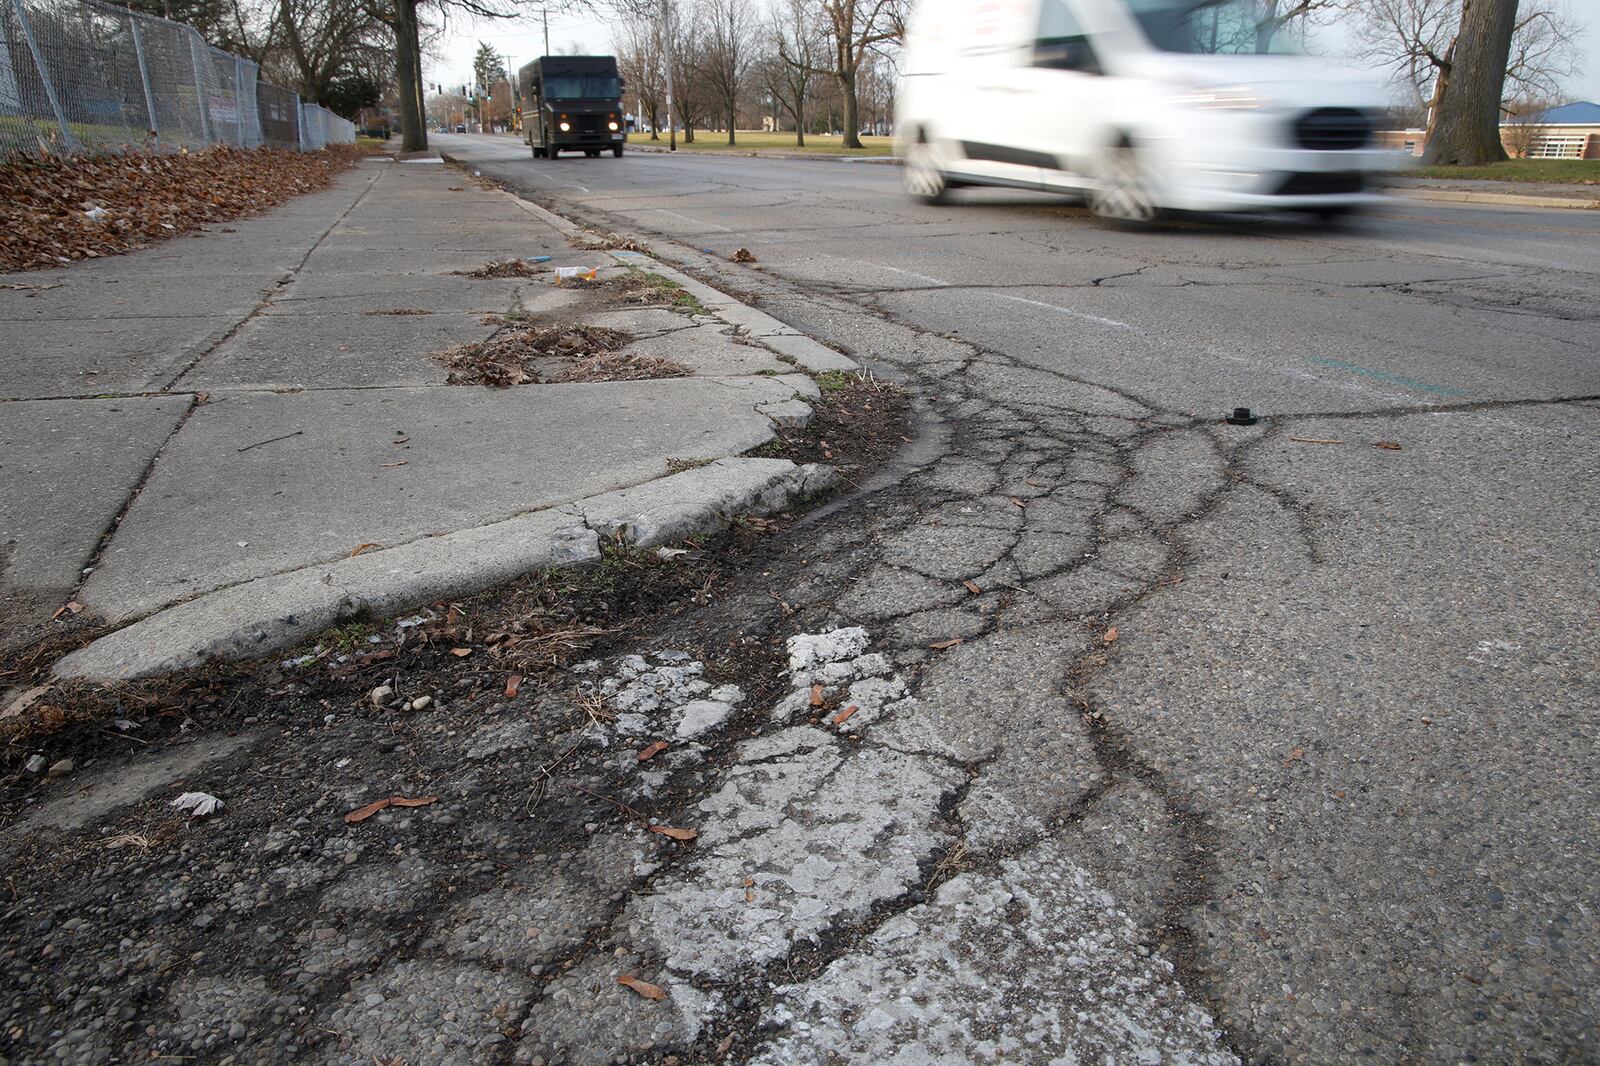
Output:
top-left (1127, 0), bottom-right (1302, 54)
top-left (543, 75), bottom-right (621, 99)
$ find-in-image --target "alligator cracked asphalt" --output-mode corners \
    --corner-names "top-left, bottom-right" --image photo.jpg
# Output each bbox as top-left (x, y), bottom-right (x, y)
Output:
top-left (2, 135), bottom-right (1596, 1066)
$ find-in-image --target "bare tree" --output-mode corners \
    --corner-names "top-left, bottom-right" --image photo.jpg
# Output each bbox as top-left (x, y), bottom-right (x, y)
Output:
top-left (700, 0), bottom-right (756, 144)
top-left (667, 0), bottom-right (707, 142)
top-left (1499, 95), bottom-right (1554, 155)
top-left (762, 0), bottom-right (822, 145)
top-left (1349, 0), bottom-right (1584, 160)
top-left (274, 0), bottom-right (390, 104)
top-left (779, 0), bottom-right (905, 148)
top-left (617, 16), bottom-right (667, 137)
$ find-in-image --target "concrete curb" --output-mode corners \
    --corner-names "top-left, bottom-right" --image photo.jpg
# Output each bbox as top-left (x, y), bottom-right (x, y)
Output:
top-left (55, 459), bottom-right (836, 681)
top-left (1393, 187), bottom-right (1599, 210)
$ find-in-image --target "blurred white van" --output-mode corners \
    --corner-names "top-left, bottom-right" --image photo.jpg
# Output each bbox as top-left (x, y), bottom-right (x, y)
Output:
top-left (896, 0), bottom-right (1399, 220)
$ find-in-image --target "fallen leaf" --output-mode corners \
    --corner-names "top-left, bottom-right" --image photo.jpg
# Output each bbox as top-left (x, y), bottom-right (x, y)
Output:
top-left (343, 795), bottom-right (438, 824)
top-left (343, 799), bottom-right (390, 823)
top-left (617, 975), bottom-right (668, 1000)
top-left (963, 579), bottom-right (982, 595)
top-left (809, 684), bottom-right (824, 707)
top-left (1373, 441), bottom-right (1403, 451)
top-left (1025, 479), bottom-right (1046, 487)
top-left (49, 600), bottom-right (83, 621)
top-left (194, 391), bottom-right (210, 404)
top-left (730, 247), bottom-right (757, 262)
top-left (1283, 747), bottom-right (1306, 768)
top-left (929, 638), bottom-right (963, 650)
top-left (380, 460), bottom-right (408, 468)
top-left (649, 825), bottom-right (698, 841)
top-left (349, 542), bottom-right (382, 557)
top-left (1288, 436), bottom-right (1344, 445)
top-left (638, 740), bottom-right (669, 762)
top-left (449, 647), bottom-right (473, 657)
top-left (832, 705), bottom-right (858, 725)
top-left (1009, 496), bottom-right (1027, 509)
top-left (505, 674), bottom-right (523, 698)
top-left (1103, 627), bottom-right (1119, 644)
top-left (901, 435), bottom-right (914, 443)
top-left (393, 435), bottom-right (410, 444)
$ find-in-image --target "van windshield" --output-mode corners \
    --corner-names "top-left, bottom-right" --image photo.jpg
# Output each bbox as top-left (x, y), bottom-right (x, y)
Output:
top-left (1127, 0), bottom-right (1302, 54)
top-left (543, 75), bottom-right (621, 99)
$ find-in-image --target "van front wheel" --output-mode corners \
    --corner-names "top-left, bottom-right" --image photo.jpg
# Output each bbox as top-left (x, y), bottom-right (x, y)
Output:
top-left (904, 141), bottom-right (950, 205)
top-left (1089, 143), bottom-right (1158, 223)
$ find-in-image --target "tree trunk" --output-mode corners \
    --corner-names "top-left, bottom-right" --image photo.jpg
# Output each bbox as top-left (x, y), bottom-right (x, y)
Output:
top-left (794, 99), bottom-right (805, 147)
top-left (727, 106), bottom-right (736, 145)
top-left (392, 0), bottom-right (426, 152)
top-left (1422, 0), bottom-right (1517, 165)
top-left (839, 69), bottom-right (861, 148)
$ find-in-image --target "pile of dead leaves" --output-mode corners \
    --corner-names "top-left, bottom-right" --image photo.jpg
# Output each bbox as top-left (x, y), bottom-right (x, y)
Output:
top-left (437, 323), bottom-right (687, 387)
top-left (458, 257), bottom-right (546, 279)
top-left (571, 227), bottom-right (649, 253)
top-left (0, 144), bottom-right (370, 274)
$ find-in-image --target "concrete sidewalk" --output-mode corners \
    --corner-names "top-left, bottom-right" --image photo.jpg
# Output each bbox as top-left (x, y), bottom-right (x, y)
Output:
top-left (0, 153), bottom-right (855, 678)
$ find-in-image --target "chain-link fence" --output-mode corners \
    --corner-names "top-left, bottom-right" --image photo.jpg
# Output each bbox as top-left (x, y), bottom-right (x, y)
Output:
top-left (0, 0), bottom-right (354, 160)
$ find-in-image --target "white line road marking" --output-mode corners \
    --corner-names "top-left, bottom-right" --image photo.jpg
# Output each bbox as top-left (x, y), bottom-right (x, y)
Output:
top-left (640, 208), bottom-right (732, 232)
top-left (994, 293), bottom-right (1135, 331)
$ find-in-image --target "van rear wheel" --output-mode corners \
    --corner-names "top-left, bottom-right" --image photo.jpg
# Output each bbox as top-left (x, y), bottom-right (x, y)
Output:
top-left (904, 140), bottom-right (950, 204)
top-left (1089, 143), bottom-right (1158, 223)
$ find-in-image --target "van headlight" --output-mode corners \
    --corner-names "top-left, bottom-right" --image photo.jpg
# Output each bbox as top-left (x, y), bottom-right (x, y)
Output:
top-left (1174, 85), bottom-right (1265, 110)
top-left (608, 121), bottom-right (620, 131)
top-left (558, 121), bottom-right (571, 132)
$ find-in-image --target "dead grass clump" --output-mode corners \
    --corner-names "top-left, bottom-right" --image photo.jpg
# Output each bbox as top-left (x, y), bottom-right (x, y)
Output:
top-left (571, 227), bottom-right (649, 252)
top-left (458, 257), bottom-right (546, 279)
top-left (436, 324), bottom-right (689, 387)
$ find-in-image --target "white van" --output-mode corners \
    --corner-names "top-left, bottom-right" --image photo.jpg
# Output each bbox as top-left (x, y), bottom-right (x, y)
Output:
top-left (896, 0), bottom-right (1399, 221)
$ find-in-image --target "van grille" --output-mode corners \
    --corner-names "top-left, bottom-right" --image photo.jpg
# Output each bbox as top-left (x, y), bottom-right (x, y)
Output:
top-left (1275, 171), bottom-right (1366, 197)
top-left (1293, 108), bottom-right (1372, 150)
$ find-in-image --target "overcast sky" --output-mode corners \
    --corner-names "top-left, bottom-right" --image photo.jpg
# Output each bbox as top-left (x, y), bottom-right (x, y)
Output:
top-left (422, 5), bottom-right (1598, 106)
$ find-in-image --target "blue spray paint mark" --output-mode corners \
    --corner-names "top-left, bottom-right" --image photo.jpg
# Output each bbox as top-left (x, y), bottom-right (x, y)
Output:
top-left (1306, 355), bottom-right (1468, 398)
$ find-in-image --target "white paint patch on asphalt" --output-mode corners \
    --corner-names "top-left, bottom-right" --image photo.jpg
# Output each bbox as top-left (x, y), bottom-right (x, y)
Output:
top-left (589, 627), bottom-right (1236, 1063)
top-left (756, 841), bottom-right (1239, 1066)
top-left (995, 292), bottom-right (1136, 331)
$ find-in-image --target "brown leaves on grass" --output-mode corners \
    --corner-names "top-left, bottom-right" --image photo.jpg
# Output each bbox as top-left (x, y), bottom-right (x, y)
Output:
top-left (617, 975), bottom-right (669, 1000)
top-left (344, 795), bottom-right (439, 824)
top-left (434, 324), bottom-right (685, 388)
top-left (0, 145), bottom-right (368, 274)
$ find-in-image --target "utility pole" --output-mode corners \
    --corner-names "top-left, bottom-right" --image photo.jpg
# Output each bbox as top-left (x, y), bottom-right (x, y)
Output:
top-left (661, 0), bottom-right (675, 151)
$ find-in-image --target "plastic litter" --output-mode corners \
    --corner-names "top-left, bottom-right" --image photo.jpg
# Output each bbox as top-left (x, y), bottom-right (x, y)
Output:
top-left (528, 255), bottom-right (553, 264)
top-left (171, 791), bottom-right (224, 817)
top-left (554, 266), bottom-right (598, 283)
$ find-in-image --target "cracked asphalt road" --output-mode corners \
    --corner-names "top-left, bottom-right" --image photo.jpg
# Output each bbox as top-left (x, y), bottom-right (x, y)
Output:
top-left (442, 136), bottom-right (1600, 1063)
top-left (4, 138), bottom-right (1594, 1066)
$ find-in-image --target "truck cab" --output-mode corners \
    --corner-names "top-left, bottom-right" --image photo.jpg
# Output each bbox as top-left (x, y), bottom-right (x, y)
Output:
top-left (517, 55), bottom-right (626, 159)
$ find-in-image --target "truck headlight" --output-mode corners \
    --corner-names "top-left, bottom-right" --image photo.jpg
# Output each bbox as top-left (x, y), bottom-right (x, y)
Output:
top-left (608, 121), bottom-right (620, 131)
top-left (559, 121), bottom-right (571, 132)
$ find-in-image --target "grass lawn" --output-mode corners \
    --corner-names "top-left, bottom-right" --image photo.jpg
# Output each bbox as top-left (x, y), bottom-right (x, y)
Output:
top-left (1407, 158), bottom-right (1600, 183)
top-left (626, 130), bottom-right (894, 156)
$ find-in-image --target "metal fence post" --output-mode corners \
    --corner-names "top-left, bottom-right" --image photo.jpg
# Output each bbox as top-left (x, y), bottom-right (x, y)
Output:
top-left (292, 90), bottom-right (302, 150)
top-left (9, 0), bottom-right (78, 151)
top-left (128, 13), bottom-right (159, 143)
top-left (232, 53), bottom-right (244, 145)
top-left (189, 33), bottom-right (213, 142)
